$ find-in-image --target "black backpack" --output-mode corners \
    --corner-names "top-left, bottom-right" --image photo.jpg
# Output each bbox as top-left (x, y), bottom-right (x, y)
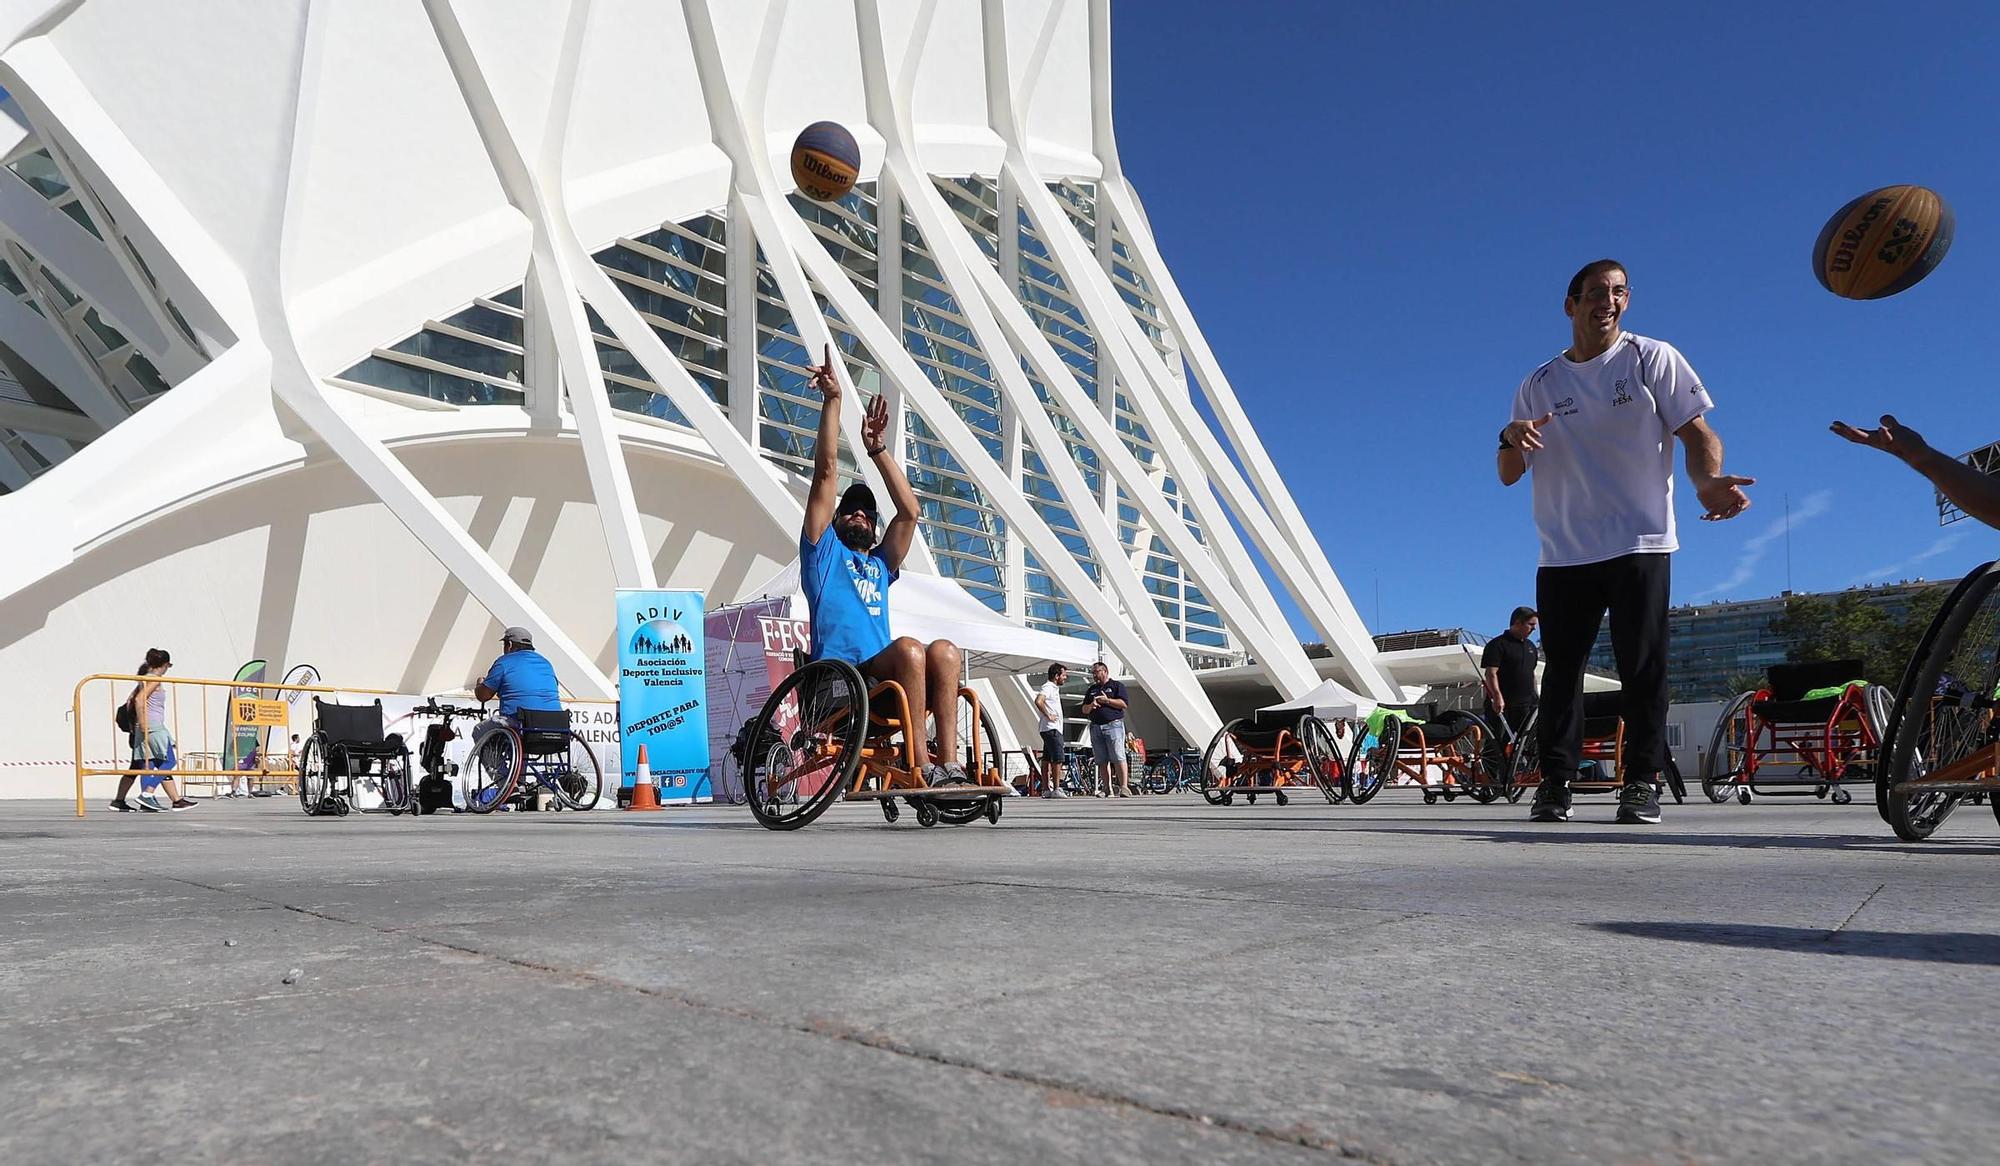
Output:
top-left (115, 693), bottom-right (137, 734)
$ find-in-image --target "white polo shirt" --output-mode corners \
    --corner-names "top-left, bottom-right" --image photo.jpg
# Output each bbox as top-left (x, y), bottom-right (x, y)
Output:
top-left (1036, 680), bottom-right (1062, 733)
top-left (1509, 332), bottom-right (1714, 567)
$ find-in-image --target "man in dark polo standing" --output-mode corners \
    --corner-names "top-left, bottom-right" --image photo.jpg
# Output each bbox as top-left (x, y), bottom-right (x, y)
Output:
top-left (1480, 606), bottom-right (1540, 780)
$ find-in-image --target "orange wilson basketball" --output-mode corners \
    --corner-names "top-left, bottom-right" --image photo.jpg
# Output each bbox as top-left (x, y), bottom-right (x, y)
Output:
top-left (790, 121), bottom-right (859, 203)
top-left (1812, 184), bottom-right (1953, 299)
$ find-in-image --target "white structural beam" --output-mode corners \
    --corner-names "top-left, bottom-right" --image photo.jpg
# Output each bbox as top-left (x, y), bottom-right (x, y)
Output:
top-left (420, 0), bottom-right (653, 590)
top-left (1082, 0), bottom-right (1384, 678)
top-left (0, 397), bottom-right (97, 441)
top-left (682, 0), bottom-right (1220, 743)
top-left (265, 0), bottom-right (614, 697)
top-left (853, 0), bottom-right (1317, 700)
top-left (979, 0), bottom-right (1394, 701)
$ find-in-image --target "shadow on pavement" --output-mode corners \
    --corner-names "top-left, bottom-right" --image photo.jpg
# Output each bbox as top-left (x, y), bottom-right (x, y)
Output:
top-left (1591, 920), bottom-right (2000, 965)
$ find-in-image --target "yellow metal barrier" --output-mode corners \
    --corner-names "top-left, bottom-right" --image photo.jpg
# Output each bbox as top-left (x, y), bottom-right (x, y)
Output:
top-left (72, 673), bottom-right (395, 818)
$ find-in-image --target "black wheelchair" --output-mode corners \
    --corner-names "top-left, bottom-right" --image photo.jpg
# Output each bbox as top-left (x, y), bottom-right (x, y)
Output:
top-left (298, 698), bottom-right (413, 816)
top-left (1875, 559), bottom-right (2000, 841)
top-left (1507, 691), bottom-right (1687, 805)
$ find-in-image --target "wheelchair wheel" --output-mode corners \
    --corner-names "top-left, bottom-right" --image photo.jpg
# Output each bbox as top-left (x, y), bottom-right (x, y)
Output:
top-left (1663, 756), bottom-right (1687, 804)
top-left (1344, 716), bottom-right (1397, 804)
top-left (297, 734), bottom-right (333, 815)
top-left (1298, 715), bottom-right (1344, 804)
top-left (550, 731), bottom-right (603, 811)
top-left (379, 749), bottom-right (414, 816)
top-left (1702, 690), bottom-right (1755, 803)
top-left (744, 659), bottom-right (867, 831)
top-left (946, 694), bottom-right (1003, 787)
top-left (1198, 721), bottom-right (1244, 806)
top-left (465, 727), bottom-right (521, 814)
top-left (1879, 560), bottom-right (2000, 841)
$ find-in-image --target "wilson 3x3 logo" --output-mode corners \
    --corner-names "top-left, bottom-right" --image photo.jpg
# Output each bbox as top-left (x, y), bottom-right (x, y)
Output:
top-left (1877, 217), bottom-right (1923, 265)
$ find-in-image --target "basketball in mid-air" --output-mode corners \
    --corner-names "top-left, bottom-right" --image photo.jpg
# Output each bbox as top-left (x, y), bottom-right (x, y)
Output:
top-left (1811, 184), bottom-right (1953, 299)
top-left (790, 121), bottom-right (860, 203)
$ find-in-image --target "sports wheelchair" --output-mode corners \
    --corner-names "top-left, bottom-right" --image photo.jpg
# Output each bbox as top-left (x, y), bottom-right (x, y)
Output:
top-left (1875, 560), bottom-right (2000, 841)
top-left (1701, 659), bottom-right (1888, 806)
top-left (461, 708), bottom-right (604, 813)
top-left (298, 698), bottom-right (413, 816)
top-left (739, 657), bottom-right (1006, 830)
top-left (1344, 704), bottom-right (1498, 804)
top-left (1194, 708), bottom-right (1345, 807)
top-left (1505, 692), bottom-right (1686, 804)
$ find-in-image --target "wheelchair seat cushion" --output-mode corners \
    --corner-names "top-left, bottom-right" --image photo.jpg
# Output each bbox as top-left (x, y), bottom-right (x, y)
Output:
top-left (1414, 713), bottom-right (1478, 746)
top-left (1767, 659), bottom-right (1866, 702)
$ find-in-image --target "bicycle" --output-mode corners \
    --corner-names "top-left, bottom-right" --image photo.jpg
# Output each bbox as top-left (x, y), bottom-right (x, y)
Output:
top-left (455, 704), bottom-right (605, 814)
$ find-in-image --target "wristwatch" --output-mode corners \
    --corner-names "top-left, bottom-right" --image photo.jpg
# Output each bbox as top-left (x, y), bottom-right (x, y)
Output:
top-left (864, 445), bottom-right (887, 458)
top-left (1497, 425), bottom-right (1515, 450)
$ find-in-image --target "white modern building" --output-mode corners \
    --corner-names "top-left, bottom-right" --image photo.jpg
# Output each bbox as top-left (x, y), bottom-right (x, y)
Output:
top-left (0, 0), bottom-right (1399, 797)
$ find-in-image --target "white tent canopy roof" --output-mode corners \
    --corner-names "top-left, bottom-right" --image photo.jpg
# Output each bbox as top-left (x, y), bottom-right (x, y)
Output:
top-left (1257, 676), bottom-right (1380, 721)
top-left (733, 561), bottom-right (1099, 676)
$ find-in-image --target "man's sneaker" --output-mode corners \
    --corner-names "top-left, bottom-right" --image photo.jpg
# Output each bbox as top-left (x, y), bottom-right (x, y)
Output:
top-left (1050, 788), bottom-right (1069, 798)
top-left (922, 764), bottom-right (952, 787)
top-left (1528, 780), bottom-right (1571, 822)
top-left (1616, 779), bottom-right (1662, 825)
top-left (109, 799), bottom-right (136, 813)
top-left (939, 763), bottom-right (973, 785)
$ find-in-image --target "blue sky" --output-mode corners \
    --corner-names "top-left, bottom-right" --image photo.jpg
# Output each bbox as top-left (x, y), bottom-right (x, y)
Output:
top-left (1110, 1), bottom-right (1999, 638)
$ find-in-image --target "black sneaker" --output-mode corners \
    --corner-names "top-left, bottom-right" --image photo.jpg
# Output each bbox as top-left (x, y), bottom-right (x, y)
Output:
top-left (109, 799), bottom-right (136, 813)
top-left (1616, 779), bottom-right (1662, 825)
top-left (1528, 780), bottom-right (1572, 822)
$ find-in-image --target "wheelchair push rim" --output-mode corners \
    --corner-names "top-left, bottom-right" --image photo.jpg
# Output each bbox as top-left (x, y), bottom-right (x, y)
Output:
top-left (744, 659), bottom-right (867, 831)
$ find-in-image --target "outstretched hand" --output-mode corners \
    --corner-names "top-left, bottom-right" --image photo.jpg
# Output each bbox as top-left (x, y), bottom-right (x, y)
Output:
top-left (1830, 414), bottom-right (1934, 465)
top-left (861, 393), bottom-right (889, 453)
top-left (1504, 413), bottom-right (1554, 452)
top-left (806, 342), bottom-right (839, 401)
top-left (1694, 473), bottom-right (1755, 521)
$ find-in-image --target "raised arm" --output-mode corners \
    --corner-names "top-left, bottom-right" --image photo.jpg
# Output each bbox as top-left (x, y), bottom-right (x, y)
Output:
top-left (1834, 414), bottom-right (2000, 530)
top-left (865, 393), bottom-right (922, 571)
top-left (1676, 415), bottom-right (1754, 521)
top-left (803, 343), bottom-right (844, 545)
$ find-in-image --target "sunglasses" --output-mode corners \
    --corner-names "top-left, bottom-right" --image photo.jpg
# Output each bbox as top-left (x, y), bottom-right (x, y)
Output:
top-left (840, 508), bottom-right (879, 524)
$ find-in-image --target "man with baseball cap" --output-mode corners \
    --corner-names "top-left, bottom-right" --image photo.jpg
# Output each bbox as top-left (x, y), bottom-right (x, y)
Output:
top-left (800, 343), bottom-right (973, 786)
top-left (474, 626), bottom-right (562, 734)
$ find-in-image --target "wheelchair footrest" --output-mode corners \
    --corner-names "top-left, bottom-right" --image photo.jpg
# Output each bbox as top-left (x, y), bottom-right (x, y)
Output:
top-left (844, 786), bottom-right (1001, 801)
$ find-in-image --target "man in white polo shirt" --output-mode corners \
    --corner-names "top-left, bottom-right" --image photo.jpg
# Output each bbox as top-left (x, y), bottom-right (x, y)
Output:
top-left (1499, 259), bottom-right (1754, 825)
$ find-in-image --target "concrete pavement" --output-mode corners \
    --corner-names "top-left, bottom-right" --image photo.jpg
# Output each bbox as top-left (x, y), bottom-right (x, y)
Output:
top-left (4, 790), bottom-right (1998, 1164)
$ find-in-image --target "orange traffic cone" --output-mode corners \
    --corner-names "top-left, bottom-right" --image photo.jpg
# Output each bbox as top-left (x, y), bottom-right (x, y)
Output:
top-left (626, 744), bottom-right (663, 811)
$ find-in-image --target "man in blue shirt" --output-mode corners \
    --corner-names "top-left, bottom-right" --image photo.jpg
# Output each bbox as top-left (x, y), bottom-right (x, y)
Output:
top-left (475, 626), bottom-right (563, 721)
top-left (799, 344), bottom-right (969, 785)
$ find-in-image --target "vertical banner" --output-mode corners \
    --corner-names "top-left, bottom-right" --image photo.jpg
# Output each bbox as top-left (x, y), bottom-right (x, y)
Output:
top-left (220, 659), bottom-right (268, 768)
top-left (703, 597), bottom-right (799, 803)
top-left (617, 590), bottom-right (710, 804)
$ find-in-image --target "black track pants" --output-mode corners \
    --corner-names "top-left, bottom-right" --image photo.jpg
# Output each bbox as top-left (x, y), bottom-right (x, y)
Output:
top-left (1535, 552), bottom-right (1670, 785)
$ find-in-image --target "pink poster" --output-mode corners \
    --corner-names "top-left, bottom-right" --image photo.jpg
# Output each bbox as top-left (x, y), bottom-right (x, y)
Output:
top-left (704, 598), bottom-right (808, 803)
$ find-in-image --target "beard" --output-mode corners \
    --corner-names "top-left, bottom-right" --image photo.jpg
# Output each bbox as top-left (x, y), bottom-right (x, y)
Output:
top-left (837, 522), bottom-right (875, 551)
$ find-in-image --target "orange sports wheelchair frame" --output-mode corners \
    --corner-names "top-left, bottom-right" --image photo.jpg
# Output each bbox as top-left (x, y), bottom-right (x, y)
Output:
top-left (1194, 708), bottom-right (1347, 807)
top-left (741, 657), bottom-right (1007, 830)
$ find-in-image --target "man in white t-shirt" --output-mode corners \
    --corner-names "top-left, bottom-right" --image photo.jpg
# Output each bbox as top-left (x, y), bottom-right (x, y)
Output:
top-left (1034, 663), bottom-right (1070, 798)
top-left (1499, 259), bottom-right (1754, 825)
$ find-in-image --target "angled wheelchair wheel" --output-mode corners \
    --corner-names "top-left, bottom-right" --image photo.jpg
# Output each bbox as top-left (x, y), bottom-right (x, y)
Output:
top-left (1880, 561), bottom-right (2000, 841)
top-left (550, 731), bottom-right (604, 811)
top-left (1702, 691), bottom-right (1755, 804)
top-left (379, 748), bottom-right (415, 816)
top-left (1345, 716), bottom-right (1397, 804)
top-left (744, 659), bottom-right (866, 831)
top-left (297, 734), bottom-right (333, 816)
top-left (1198, 720), bottom-right (1245, 806)
top-left (465, 727), bottom-right (521, 815)
top-left (1663, 756), bottom-right (1687, 805)
top-left (1299, 715), bottom-right (1344, 804)
top-left (1505, 723), bottom-right (1539, 804)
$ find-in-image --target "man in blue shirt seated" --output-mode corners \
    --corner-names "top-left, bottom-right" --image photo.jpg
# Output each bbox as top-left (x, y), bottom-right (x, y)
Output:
top-left (475, 625), bottom-right (563, 723)
top-left (799, 344), bottom-right (970, 785)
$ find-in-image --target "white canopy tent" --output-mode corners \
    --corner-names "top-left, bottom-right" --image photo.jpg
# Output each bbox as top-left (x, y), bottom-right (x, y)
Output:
top-left (733, 561), bottom-right (1100, 677)
top-left (1256, 676), bottom-right (1380, 721)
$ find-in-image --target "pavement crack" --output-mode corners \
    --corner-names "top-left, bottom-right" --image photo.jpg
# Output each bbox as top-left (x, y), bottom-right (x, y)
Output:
top-left (1827, 882), bottom-right (1888, 938)
top-left (145, 870), bottom-right (1399, 1162)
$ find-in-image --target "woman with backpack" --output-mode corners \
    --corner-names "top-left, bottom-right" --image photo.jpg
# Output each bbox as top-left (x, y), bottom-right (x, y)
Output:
top-left (111, 648), bottom-right (195, 812)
